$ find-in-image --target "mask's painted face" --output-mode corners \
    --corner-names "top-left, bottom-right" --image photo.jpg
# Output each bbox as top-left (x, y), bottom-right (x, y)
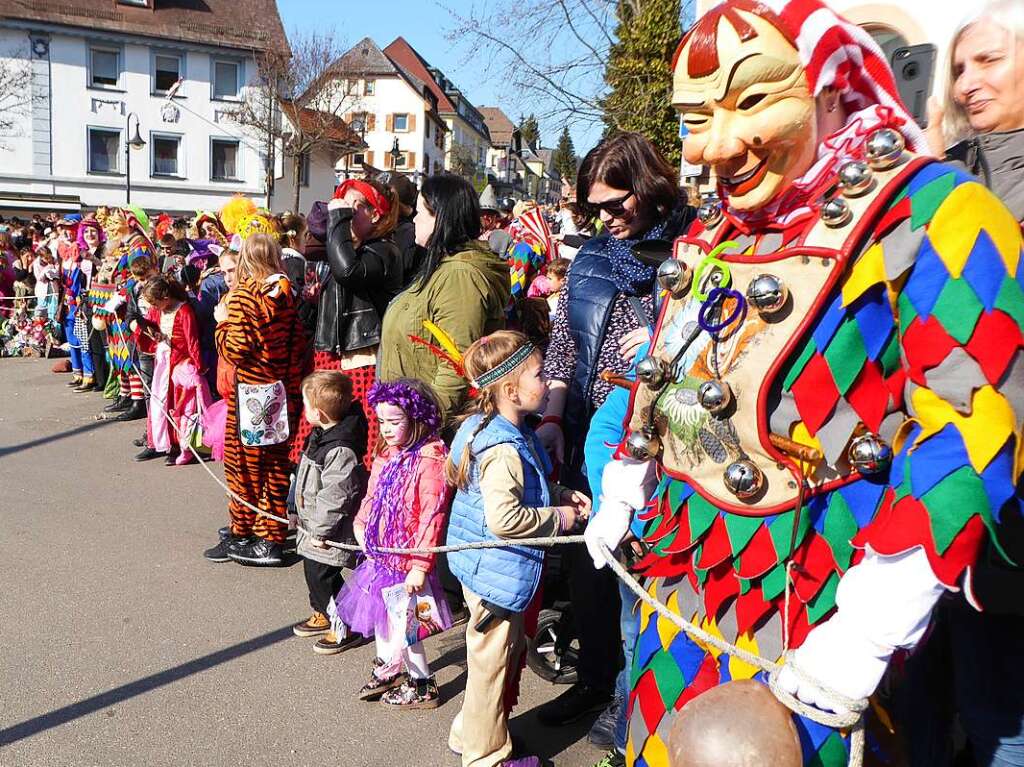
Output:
top-left (673, 10), bottom-right (818, 211)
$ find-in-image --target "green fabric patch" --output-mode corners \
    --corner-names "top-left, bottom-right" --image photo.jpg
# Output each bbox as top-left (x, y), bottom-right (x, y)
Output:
top-left (910, 172), bottom-right (957, 231)
top-left (931, 278), bottom-right (984, 345)
top-left (646, 649), bottom-right (687, 708)
top-left (808, 731), bottom-right (850, 767)
top-left (889, 186), bottom-right (909, 208)
top-left (782, 338), bottom-right (818, 392)
top-left (738, 577), bottom-right (753, 596)
top-left (996, 276), bottom-right (1024, 328)
top-left (806, 571), bottom-right (840, 624)
top-left (822, 493), bottom-right (858, 570)
top-left (919, 465), bottom-right (989, 554)
top-left (725, 514), bottom-right (764, 558)
top-left (642, 516), bottom-right (663, 540)
top-left (668, 481), bottom-right (690, 513)
top-left (823, 318), bottom-right (869, 394)
top-left (686, 494), bottom-right (719, 542)
top-left (769, 508), bottom-right (812, 559)
top-left (897, 291), bottom-right (919, 335)
top-left (693, 555), bottom-right (709, 586)
top-left (760, 562), bottom-right (789, 602)
top-left (878, 330), bottom-right (902, 376)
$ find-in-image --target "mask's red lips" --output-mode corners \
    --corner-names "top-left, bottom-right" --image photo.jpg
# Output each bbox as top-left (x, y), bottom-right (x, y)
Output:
top-left (720, 158), bottom-right (769, 197)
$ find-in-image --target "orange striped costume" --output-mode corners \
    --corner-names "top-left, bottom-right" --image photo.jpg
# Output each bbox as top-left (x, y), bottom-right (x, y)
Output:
top-left (215, 275), bottom-right (306, 544)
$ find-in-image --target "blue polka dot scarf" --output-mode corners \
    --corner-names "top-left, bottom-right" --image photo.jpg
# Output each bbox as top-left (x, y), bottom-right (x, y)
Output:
top-left (604, 219), bottom-right (669, 295)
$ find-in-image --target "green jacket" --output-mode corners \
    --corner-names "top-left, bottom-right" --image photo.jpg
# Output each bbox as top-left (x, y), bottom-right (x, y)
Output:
top-left (378, 241), bottom-right (509, 424)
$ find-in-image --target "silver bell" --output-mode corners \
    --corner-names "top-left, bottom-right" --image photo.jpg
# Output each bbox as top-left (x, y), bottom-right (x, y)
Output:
top-left (745, 274), bottom-right (789, 316)
top-left (723, 459), bottom-right (765, 500)
top-left (657, 258), bottom-right (693, 298)
top-left (698, 200), bottom-right (723, 228)
top-left (848, 433), bottom-right (892, 474)
top-left (820, 197), bottom-right (852, 228)
top-left (636, 355), bottom-right (668, 389)
top-left (626, 427), bottom-right (662, 461)
top-left (865, 128), bottom-right (906, 170)
top-left (837, 160), bottom-right (873, 197)
top-left (697, 379), bottom-right (733, 414)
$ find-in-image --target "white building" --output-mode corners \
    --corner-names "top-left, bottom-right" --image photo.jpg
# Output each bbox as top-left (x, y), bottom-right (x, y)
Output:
top-left (0, 0), bottom-right (287, 216)
top-left (314, 37), bottom-right (448, 190)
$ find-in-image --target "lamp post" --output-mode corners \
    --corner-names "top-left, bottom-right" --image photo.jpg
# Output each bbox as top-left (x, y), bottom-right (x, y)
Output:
top-left (124, 112), bottom-right (146, 205)
top-left (389, 136), bottom-right (401, 173)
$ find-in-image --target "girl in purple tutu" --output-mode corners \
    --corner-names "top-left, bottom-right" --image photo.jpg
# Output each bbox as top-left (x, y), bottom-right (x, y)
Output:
top-left (333, 378), bottom-right (453, 709)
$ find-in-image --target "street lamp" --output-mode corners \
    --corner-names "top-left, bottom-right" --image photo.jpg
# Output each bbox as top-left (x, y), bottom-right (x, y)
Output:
top-left (389, 136), bottom-right (401, 173)
top-left (124, 112), bottom-right (146, 205)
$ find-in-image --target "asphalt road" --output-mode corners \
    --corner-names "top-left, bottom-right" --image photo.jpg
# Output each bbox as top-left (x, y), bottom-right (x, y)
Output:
top-left (0, 358), bottom-right (599, 767)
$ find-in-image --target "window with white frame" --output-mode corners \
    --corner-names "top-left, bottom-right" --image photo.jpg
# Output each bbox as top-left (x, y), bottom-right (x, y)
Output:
top-left (151, 133), bottom-right (182, 177)
top-left (393, 114), bottom-right (408, 132)
top-left (88, 127), bottom-right (121, 173)
top-left (352, 152), bottom-right (365, 165)
top-left (212, 60), bottom-right (239, 100)
top-left (153, 53), bottom-right (182, 94)
top-left (364, 79), bottom-right (375, 95)
top-left (211, 139), bottom-right (240, 180)
top-left (394, 152), bottom-right (408, 168)
top-left (89, 46), bottom-right (120, 89)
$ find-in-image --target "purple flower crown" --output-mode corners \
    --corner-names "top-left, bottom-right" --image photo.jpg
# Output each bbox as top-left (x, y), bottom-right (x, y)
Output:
top-left (367, 380), bottom-right (441, 432)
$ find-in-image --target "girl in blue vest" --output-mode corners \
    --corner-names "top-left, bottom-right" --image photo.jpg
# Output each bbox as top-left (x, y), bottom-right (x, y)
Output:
top-left (446, 330), bottom-right (591, 767)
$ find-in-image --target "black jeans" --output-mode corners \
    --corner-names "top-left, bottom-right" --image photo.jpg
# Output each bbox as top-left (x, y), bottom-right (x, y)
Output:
top-left (303, 557), bottom-right (344, 615)
top-left (89, 331), bottom-right (109, 390)
top-left (567, 541), bottom-right (622, 692)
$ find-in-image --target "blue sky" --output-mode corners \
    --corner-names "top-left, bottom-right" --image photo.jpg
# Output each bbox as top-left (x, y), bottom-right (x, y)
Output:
top-left (276, 0), bottom-right (607, 153)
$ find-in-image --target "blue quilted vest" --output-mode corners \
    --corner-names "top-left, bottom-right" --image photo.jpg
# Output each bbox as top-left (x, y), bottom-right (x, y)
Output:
top-left (446, 413), bottom-right (552, 612)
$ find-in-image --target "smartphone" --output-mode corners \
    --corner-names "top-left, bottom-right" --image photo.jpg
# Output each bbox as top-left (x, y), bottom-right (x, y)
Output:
top-left (892, 44), bottom-right (937, 128)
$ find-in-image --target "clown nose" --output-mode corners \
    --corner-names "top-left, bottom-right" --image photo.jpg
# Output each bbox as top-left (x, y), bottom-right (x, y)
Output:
top-left (667, 680), bottom-right (802, 767)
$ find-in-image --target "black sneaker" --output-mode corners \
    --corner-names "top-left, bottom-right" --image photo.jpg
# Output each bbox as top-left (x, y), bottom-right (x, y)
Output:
top-left (218, 526), bottom-right (231, 541)
top-left (164, 448), bottom-right (180, 466)
top-left (134, 447), bottom-right (165, 462)
top-left (104, 396), bottom-right (131, 413)
top-left (228, 537), bottom-right (285, 566)
top-left (114, 401), bottom-right (146, 422)
top-left (536, 682), bottom-right (613, 726)
top-left (588, 695), bottom-right (623, 748)
top-left (203, 537), bottom-right (239, 563)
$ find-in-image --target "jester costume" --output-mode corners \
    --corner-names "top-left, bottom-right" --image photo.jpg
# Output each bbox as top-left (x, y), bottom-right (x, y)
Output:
top-left (506, 207), bottom-right (557, 304)
top-left (594, 3), bottom-right (1024, 766)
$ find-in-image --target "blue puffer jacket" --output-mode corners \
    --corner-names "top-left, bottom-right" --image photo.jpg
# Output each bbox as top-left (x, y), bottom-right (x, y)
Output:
top-left (446, 413), bottom-right (552, 612)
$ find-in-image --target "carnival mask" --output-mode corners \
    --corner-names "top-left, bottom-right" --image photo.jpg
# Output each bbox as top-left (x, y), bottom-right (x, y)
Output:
top-left (673, 8), bottom-right (819, 211)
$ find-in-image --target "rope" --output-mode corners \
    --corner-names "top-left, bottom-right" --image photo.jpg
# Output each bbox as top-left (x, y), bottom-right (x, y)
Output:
top-left (109, 324), bottom-right (867, 765)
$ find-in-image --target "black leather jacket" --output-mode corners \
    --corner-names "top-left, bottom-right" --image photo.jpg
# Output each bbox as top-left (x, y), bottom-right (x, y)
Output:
top-left (313, 208), bottom-right (404, 355)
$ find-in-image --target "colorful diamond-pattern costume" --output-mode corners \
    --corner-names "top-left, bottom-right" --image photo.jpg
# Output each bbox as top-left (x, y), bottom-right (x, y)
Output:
top-left (505, 208), bottom-right (557, 303)
top-left (623, 160), bottom-right (1024, 767)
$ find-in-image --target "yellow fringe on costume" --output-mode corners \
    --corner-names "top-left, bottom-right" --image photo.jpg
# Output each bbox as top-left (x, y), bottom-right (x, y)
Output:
top-left (219, 195), bottom-right (258, 235)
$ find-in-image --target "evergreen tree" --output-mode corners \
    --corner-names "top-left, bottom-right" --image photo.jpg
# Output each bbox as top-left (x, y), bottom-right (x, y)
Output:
top-left (552, 126), bottom-right (578, 182)
top-left (601, 0), bottom-right (683, 166)
top-left (518, 113), bottom-right (541, 150)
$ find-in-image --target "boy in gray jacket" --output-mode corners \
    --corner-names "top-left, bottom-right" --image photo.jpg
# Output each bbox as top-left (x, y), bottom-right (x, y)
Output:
top-left (291, 371), bottom-right (368, 655)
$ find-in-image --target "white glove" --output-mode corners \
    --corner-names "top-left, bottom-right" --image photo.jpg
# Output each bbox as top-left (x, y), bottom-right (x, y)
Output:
top-left (584, 457), bottom-right (657, 569)
top-left (102, 293), bottom-right (126, 313)
top-left (775, 546), bottom-right (948, 715)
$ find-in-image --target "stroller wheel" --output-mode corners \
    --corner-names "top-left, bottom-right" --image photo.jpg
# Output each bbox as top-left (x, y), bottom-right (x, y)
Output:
top-left (527, 608), bottom-right (579, 685)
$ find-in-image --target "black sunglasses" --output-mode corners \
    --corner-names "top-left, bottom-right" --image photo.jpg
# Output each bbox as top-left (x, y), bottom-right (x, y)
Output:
top-left (589, 191), bottom-right (634, 218)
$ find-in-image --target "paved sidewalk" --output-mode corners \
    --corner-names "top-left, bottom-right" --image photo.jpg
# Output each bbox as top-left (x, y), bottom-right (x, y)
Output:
top-left (0, 358), bottom-right (599, 767)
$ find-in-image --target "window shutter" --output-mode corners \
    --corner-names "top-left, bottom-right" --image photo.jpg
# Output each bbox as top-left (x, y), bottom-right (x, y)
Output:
top-left (384, 152), bottom-right (392, 169)
top-left (366, 150), bottom-right (374, 166)
top-left (407, 150), bottom-right (416, 168)
top-left (385, 114), bottom-right (394, 132)
top-left (408, 114), bottom-right (416, 132)
top-left (343, 113), bottom-right (353, 124)
top-left (367, 113), bottom-right (376, 131)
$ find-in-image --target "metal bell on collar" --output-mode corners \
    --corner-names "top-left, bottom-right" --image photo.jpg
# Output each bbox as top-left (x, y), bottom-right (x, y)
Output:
top-left (865, 128), bottom-right (906, 170)
top-left (636, 355), bottom-right (668, 389)
top-left (837, 159), bottom-right (873, 197)
top-left (723, 459), bottom-right (765, 500)
top-left (657, 258), bottom-right (692, 298)
top-left (746, 273), bottom-right (789, 316)
top-left (698, 200), bottom-right (723, 228)
top-left (626, 427), bottom-right (662, 462)
top-left (820, 196), bottom-right (853, 228)
top-left (697, 379), bottom-right (732, 414)
top-left (848, 433), bottom-right (893, 474)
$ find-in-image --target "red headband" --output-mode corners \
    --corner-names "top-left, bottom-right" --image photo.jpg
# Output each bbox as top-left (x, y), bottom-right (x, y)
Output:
top-left (334, 179), bottom-right (391, 218)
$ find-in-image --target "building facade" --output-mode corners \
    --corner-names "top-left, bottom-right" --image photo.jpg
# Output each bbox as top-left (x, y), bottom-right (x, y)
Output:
top-left (0, 0), bottom-right (287, 215)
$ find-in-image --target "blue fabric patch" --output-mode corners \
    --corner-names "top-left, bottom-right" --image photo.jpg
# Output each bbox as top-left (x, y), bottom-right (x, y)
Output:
top-left (812, 291), bottom-right (847, 350)
top-left (903, 235), bottom-right (950, 319)
top-left (837, 479), bottom-right (889, 528)
top-left (667, 631), bottom-right (709, 687)
top-left (908, 424), bottom-right (971, 499)
top-left (634, 619), bottom-right (664, 672)
top-left (962, 229), bottom-right (1009, 312)
top-left (848, 286), bottom-right (895, 360)
top-left (906, 162), bottom-right (973, 195)
top-left (980, 442), bottom-right (1017, 524)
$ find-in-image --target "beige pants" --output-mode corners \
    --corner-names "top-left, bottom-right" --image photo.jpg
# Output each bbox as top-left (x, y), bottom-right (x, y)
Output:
top-left (449, 586), bottom-right (526, 767)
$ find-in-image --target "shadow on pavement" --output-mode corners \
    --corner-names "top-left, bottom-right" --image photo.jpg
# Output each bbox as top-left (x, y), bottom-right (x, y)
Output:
top-left (0, 625), bottom-right (293, 746)
top-left (510, 703), bottom-right (599, 765)
top-left (0, 417), bottom-right (120, 459)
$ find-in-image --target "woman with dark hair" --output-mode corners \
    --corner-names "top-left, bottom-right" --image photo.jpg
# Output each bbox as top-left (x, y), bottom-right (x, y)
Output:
top-left (534, 131), bottom-right (694, 735)
top-left (290, 177), bottom-right (405, 468)
top-left (377, 174), bottom-right (510, 426)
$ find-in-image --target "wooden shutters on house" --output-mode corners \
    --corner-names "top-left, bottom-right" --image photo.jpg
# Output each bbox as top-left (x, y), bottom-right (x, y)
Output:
top-left (366, 113), bottom-right (376, 131)
top-left (385, 114), bottom-right (394, 132)
top-left (407, 114), bottom-right (416, 132)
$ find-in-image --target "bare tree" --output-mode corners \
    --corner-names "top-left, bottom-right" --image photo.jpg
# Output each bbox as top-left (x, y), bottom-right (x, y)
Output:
top-left (231, 29), bottom-right (366, 212)
top-left (0, 44), bottom-right (41, 141)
